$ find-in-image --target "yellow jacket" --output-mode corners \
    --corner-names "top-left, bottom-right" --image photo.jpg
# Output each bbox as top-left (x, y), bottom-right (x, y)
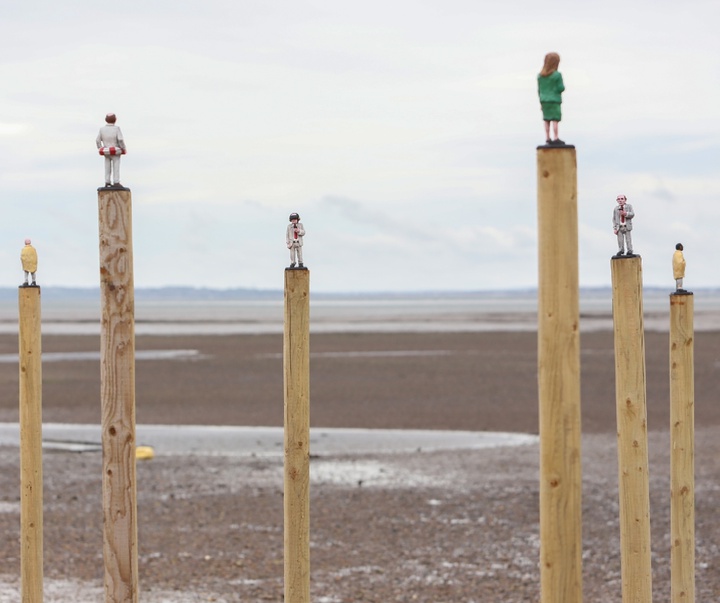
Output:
top-left (672, 250), bottom-right (685, 279)
top-left (21, 245), bottom-right (37, 273)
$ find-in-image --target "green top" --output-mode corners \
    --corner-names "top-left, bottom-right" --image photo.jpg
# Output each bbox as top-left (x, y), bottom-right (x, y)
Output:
top-left (537, 71), bottom-right (564, 103)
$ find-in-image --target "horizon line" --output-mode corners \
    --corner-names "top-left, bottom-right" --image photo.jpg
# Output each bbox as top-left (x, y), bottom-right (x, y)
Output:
top-left (1, 284), bottom-right (719, 296)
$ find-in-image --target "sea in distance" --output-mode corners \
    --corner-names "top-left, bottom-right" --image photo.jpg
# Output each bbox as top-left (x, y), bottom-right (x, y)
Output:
top-left (2, 286), bottom-right (720, 335)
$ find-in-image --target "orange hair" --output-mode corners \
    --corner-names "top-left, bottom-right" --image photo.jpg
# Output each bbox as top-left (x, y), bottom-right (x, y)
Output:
top-left (540, 52), bottom-right (560, 77)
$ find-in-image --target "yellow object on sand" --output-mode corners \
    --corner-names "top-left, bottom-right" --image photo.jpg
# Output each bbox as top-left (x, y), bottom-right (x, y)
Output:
top-left (136, 446), bottom-right (155, 460)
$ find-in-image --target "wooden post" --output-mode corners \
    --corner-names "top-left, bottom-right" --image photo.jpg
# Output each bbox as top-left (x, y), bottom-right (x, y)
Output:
top-left (670, 292), bottom-right (695, 603)
top-left (98, 187), bottom-right (138, 603)
top-left (611, 256), bottom-right (652, 603)
top-left (19, 285), bottom-right (43, 603)
top-left (536, 146), bottom-right (583, 603)
top-left (283, 268), bottom-right (310, 603)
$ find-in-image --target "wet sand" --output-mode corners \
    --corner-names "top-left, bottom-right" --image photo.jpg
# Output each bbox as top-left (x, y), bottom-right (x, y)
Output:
top-left (1, 330), bottom-right (720, 433)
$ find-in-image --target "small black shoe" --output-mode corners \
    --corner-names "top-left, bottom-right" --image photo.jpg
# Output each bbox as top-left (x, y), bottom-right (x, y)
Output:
top-left (289, 262), bottom-right (296, 268)
top-left (298, 263), bottom-right (304, 268)
top-left (105, 183), bottom-right (111, 187)
top-left (545, 139), bottom-right (552, 144)
top-left (616, 251), bottom-right (624, 256)
top-left (553, 138), bottom-right (566, 145)
top-left (31, 282), bottom-right (37, 286)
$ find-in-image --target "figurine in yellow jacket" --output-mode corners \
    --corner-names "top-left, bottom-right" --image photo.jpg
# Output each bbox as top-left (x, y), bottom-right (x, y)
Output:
top-left (21, 239), bottom-right (38, 287)
top-left (673, 243), bottom-right (686, 293)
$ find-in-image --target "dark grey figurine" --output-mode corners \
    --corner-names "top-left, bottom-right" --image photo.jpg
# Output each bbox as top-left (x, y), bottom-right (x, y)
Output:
top-left (612, 194), bottom-right (635, 257)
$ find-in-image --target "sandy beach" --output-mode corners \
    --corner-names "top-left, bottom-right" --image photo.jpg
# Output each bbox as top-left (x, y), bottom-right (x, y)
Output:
top-left (1, 329), bottom-right (719, 601)
top-left (2, 330), bottom-right (720, 432)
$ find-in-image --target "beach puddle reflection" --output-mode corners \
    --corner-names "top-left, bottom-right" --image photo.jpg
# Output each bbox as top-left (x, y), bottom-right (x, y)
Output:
top-left (0, 349), bottom-right (204, 363)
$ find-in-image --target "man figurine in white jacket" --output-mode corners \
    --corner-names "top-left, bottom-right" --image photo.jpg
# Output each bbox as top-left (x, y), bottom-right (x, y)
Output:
top-left (286, 212), bottom-right (305, 268)
top-left (612, 194), bottom-right (635, 257)
top-left (96, 113), bottom-right (126, 188)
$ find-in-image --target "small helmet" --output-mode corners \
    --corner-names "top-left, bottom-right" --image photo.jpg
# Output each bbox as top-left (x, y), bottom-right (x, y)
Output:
top-left (289, 212), bottom-right (300, 221)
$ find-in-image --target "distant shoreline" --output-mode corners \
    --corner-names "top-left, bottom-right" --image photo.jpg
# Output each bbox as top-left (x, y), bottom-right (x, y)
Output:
top-left (3, 285), bottom-right (720, 302)
top-left (1, 288), bottom-right (720, 335)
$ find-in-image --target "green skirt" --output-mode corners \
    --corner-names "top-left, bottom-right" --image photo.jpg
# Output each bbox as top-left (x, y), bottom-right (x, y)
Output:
top-left (541, 101), bottom-right (562, 121)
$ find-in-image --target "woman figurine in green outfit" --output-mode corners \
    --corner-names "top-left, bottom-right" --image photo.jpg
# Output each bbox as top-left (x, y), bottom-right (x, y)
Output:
top-left (537, 52), bottom-right (565, 145)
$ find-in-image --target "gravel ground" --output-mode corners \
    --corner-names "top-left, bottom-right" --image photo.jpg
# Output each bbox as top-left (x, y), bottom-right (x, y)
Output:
top-left (1, 427), bottom-right (719, 602)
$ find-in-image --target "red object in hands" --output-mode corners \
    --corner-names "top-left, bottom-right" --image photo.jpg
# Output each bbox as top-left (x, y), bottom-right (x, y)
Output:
top-left (99, 147), bottom-right (126, 156)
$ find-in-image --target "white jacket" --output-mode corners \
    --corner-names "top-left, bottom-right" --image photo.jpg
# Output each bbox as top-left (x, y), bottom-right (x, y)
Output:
top-left (96, 125), bottom-right (126, 151)
top-left (286, 222), bottom-right (305, 247)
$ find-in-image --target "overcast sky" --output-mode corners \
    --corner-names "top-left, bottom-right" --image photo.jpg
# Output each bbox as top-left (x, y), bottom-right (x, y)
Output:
top-left (0, 0), bottom-right (718, 292)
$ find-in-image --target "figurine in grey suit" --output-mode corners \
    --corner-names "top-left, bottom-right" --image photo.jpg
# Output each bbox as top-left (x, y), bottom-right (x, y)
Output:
top-left (613, 194), bottom-right (634, 256)
top-left (96, 113), bottom-right (126, 187)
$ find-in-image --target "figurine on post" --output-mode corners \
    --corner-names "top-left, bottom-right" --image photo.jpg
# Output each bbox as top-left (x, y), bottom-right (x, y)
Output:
top-left (673, 243), bottom-right (687, 293)
top-left (21, 239), bottom-right (38, 287)
top-left (96, 113), bottom-right (127, 188)
top-left (537, 52), bottom-right (565, 145)
top-left (286, 212), bottom-right (306, 269)
top-left (612, 194), bottom-right (635, 257)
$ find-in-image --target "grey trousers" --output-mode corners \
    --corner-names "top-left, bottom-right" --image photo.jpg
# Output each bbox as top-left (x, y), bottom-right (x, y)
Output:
top-left (290, 243), bottom-right (303, 264)
top-left (616, 227), bottom-right (633, 253)
top-left (104, 156), bottom-right (121, 184)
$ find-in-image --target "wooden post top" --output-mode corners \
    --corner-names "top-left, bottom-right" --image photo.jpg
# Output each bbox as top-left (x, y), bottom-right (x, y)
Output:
top-left (611, 254), bottom-right (642, 260)
top-left (98, 185), bottom-right (131, 192)
top-left (536, 143), bottom-right (576, 150)
top-left (611, 255), bottom-right (644, 312)
top-left (611, 254), bottom-right (642, 268)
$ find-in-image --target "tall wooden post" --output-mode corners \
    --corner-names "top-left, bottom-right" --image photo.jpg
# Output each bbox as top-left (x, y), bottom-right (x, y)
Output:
top-left (670, 291), bottom-right (695, 603)
top-left (611, 256), bottom-right (652, 603)
top-left (283, 268), bottom-right (311, 603)
top-left (98, 187), bottom-right (138, 603)
top-left (537, 145), bottom-right (583, 603)
top-left (19, 285), bottom-right (43, 603)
